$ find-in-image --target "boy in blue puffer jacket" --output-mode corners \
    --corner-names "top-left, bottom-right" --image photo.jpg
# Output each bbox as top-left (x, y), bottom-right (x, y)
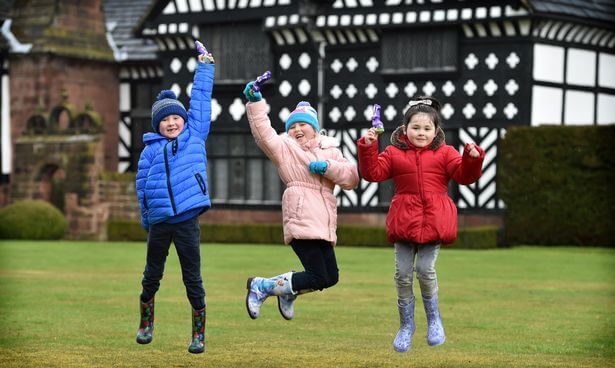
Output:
top-left (134, 45), bottom-right (214, 354)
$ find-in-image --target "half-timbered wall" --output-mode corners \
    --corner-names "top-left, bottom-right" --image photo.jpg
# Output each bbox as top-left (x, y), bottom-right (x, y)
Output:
top-left (136, 0), bottom-right (615, 214)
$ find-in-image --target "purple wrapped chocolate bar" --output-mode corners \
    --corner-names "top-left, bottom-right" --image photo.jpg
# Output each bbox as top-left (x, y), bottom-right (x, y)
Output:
top-left (251, 71), bottom-right (272, 93)
top-left (372, 104), bottom-right (384, 134)
top-left (195, 40), bottom-right (208, 55)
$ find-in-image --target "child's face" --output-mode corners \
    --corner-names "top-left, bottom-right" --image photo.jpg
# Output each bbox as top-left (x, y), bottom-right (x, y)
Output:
top-left (159, 114), bottom-right (185, 139)
top-left (287, 122), bottom-right (316, 145)
top-left (404, 112), bottom-right (436, 148)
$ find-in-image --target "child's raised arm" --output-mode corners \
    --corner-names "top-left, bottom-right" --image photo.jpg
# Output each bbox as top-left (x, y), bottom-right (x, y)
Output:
top-left (187, 41), bottom-right (215, 141)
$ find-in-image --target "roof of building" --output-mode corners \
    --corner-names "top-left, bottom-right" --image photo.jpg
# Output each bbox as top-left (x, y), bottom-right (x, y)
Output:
top-left (102, 0), bottom-right (158, 62)
top-left (527, 0), bottom-right (615, 25)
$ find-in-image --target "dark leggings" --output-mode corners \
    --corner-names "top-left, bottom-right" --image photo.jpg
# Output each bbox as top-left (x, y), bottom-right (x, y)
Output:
top-left (140, 217), bottom-right (205, 310)
top-left (290, 239), bottom-right (339, 292)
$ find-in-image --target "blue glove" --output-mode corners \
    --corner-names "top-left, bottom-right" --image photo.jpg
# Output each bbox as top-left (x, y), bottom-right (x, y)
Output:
top-left (243, 81), bottom-right (262, 102)
top-left (309, 161), bottom-right (328, 175)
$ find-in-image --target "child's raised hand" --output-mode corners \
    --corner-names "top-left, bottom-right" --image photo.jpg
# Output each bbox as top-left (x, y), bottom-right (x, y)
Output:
top-left (198, 53), bottom-right (214, 64)
top-left (243, 82), bottom-right (262, 102)
top-left (465, 143), bottom-right (480, 158)
top-left (363, 127), bottom-right (379, 146)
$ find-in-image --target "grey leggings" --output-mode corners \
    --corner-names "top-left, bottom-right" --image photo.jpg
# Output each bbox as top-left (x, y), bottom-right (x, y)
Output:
top-left (394, 242), bottom-right (441, 306)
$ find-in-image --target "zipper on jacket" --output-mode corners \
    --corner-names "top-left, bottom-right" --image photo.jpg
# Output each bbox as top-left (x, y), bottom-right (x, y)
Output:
top-left (416, 151), bottom-right (425, 240)
top-left (164, 141), bottom-right (177, 215)
top-left (172, 140), bottom-right (178, 155)
top-left (195, 173), bottom-right (207, 195)
top-left (310, 150), bottom-right (333, 240)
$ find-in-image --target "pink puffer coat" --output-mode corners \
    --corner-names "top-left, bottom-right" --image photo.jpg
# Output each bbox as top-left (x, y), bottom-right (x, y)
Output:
top-left (246, 100), bottom-right (359, 245)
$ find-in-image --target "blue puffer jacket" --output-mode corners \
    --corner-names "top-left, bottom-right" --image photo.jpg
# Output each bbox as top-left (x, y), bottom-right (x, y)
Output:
top-left (135, 62), bottom-right (214, 230)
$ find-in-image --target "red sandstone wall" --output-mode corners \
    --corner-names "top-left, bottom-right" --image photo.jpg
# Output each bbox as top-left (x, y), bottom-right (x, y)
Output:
top-left (9, 55), bottom-right (119, 172)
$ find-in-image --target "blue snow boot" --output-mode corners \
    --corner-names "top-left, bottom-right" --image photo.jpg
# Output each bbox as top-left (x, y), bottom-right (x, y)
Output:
top-left (423, 294), bottom-right (446, 346)
top-left (393, 301), bottom-right (415, 353)
top-left (246, 272), bottom-right (294, 319)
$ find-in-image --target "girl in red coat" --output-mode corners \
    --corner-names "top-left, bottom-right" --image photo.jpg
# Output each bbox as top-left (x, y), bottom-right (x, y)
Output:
top-left (357, 96), bottom-right (485, 353)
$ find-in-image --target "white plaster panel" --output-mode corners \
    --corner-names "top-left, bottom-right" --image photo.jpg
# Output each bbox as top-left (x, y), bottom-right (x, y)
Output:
top-left (566, 48), bottom-right (596, 87)
top-left (531, 85), bottom-right (562, 126)
top-left (597, 93), bottom-right (615, 125)
top-left (564, 90), bottom-right (594, 125)
top-left (598, 53), bottom-right (615, 88)
top-left (533, 44), bottom-right (564, 83)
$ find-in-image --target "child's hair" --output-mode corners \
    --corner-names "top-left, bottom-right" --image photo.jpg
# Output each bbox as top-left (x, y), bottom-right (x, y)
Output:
top-left (402, 96), bottom-right (442, 129)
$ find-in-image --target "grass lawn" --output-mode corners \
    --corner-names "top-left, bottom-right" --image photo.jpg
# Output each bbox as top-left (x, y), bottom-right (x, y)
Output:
top-left (0, 241), bottom-right (613, 368)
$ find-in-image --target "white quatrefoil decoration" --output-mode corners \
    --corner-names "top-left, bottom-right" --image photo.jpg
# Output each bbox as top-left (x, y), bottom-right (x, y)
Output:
top-left (464, 53), bottom-right (479, 70)
top-left (385, 83), bottom-right (399, 98)
top-left (211, 98), bottom-right (222, 121)
top-left (298, 53), bottom-right (311, 69)
top-left (278, 107), bottom-right (291, 123)
top-left (505, 79), bottom-right (519, 95)
top-left (441, 103), bottom-right (454, 119)
top-left (298, 79), bottom-right (311, 96)
top-left (485, 53), bottom-right (499, 70)
top-left (483, 103), bottom-right (497, 119)
top-left (330, 59), bottom-right (343, 73)
top-left (442, 81), bottom-right (455, 96)
top-left (344, 106), bottom-right (357, 121)
top-left (346, 57), bottom-right (359, 72)
top-left (422, 81), bottom-right (436, 96)
top-left (504, 103), bottom-right (518, 119)
top-left (506, 52), bottom-right (520, 68)
top-left (404, 82), bottom-right (417, 97)
top-left (366, 56), bottom-right (379, 72)
top-left (329, 107), bottom-right (342, 123)
top-left (365, 83), bottom-right (378, 99)
top-left (229, 98), bottom-right (246, 121)
top-left (462, 103), bottom-right (476, 119)
top-left (346, 84), bottom-right (358, 98)
top-left (384, 105), bottom-right (397, 121)
top-left (364, 105), bottom-right (374, 121)
top-left (279, 80), bottom-right (293, 97)
top-left (170, 57), bottom-right (182, 73)
top-left (483, 79), bottom-right (498, 96)
top-left (330, 85), bottom-right (343, 99)
top-left (464, 80), bottom-right (477, 96)
top-left (279, 54), bottom-right (292, 70)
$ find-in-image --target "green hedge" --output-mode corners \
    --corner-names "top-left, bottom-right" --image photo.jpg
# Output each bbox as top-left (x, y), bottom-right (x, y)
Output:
top-left (0, 200), bottom-right (67, 240)
top-left (498, 125), bottom-right (615, 246)
top-left (107, 220), bottom-right (500, 249)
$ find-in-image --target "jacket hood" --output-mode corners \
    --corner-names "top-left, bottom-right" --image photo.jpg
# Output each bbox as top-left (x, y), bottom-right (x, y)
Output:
top-left (390, 125), bottom-right (445, 151)
top-left (143, 132), bottom-right (168, 145)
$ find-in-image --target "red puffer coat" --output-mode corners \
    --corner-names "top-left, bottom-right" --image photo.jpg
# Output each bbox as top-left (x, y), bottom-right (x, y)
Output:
top-left (358, 126), bottom-right (485, 245)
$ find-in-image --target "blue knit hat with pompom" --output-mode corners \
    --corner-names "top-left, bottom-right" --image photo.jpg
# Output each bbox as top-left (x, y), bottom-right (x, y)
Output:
top-left (285, 101), bottom-right (319, 133)
top-left (151, 90), bottom-right (188, 133)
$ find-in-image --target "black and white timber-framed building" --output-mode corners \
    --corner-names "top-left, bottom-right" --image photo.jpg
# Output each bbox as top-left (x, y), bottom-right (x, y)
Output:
top-left (124, 0), bottom-right (615, 214)
top-left (3, 0), bottom-right (614, 216)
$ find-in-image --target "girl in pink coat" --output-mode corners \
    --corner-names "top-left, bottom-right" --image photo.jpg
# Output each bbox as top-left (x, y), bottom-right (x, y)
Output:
top-left (242, 81), bottom-right (359, 321)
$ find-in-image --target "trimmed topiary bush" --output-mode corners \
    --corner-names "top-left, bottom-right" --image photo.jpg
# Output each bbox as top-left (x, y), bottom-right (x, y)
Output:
top-left (0, 200), bottom-right (67, 240)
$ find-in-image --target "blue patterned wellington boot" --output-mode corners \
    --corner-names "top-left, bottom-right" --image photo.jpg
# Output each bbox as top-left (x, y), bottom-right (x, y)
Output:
top-left (188, 307), bottom-right (206, 354)
top-left (246, 272), bottom-right (294, 319)
top-left (136, 297), bottom-right (155, 344)
top-left (423, 294), bottom-right (446, 346)
top-left (393, 301), bottom-right (415, 353)
top-left (271, 272), bottom-right (298, 320)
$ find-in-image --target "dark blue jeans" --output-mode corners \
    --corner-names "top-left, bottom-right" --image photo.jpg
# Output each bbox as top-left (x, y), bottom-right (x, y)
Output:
top-left (140, 217), bottom-right (205, 310)
top-left (290, 239), bottom-right (339, 292)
